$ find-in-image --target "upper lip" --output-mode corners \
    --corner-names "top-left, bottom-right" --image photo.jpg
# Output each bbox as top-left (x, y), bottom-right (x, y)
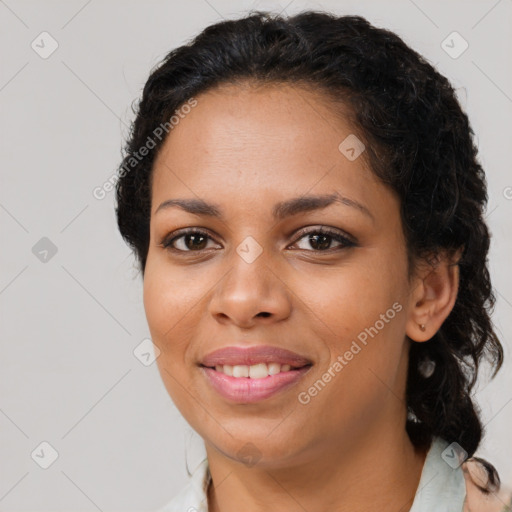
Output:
top-left (200, 345), bottom-right (313, 368)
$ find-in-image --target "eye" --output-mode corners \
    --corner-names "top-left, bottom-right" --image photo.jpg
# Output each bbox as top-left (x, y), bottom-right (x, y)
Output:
top-left (290, 226), bottom-right (357, 252)
top-left (160, 226), bottom-right (356, 254)
top-left (160, 228), bottom-right (218, 253)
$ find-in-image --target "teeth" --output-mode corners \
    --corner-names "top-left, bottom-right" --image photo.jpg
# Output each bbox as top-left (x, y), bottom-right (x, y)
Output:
top-left (249, 363), bottom-right (268, 379)
top-left (268, 363), bottom-right (281, 375)
top-left (213, 363), bottom-right (296, 378)
top-left (232, 365), bottom-right (249, 378)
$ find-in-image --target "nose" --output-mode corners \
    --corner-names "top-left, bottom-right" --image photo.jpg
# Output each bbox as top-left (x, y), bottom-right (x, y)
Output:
top-left (208, 254), bottom-right (292, 329)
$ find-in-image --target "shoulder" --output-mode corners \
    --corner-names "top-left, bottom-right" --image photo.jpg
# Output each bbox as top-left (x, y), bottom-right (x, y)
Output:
top-left (462, 458), bottom-right (512, 512)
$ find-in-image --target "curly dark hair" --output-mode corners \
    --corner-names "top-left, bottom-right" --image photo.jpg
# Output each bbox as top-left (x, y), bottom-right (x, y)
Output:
top-left (115, 10), bottom-right (504, 487)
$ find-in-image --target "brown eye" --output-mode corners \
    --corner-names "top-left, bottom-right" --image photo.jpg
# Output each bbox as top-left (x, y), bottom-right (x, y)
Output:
top-left (303, 233), bottom-right (332, 251)
top-left (162, 229), bottom-right (218, 252)
top-left (160, 226), bottom-right (357, 255)
top-left (291, 227), bottom-right (356, 252)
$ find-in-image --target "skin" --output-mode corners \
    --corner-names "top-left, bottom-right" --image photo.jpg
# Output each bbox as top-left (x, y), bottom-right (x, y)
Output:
top-left (143, 81), bottom-right (460, 512)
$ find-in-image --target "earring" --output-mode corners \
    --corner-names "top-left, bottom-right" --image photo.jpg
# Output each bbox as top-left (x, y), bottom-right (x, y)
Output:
top-left (419, 324), bottom-right (426, 332)
top-left (418, 358), bottom-right (436, 378)
top-left (407, 406), bottom-right (421, 423)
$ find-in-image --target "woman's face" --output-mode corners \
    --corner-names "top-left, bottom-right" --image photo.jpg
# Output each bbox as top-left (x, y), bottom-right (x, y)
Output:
top-left (144, 82), bottom-right (417, 467)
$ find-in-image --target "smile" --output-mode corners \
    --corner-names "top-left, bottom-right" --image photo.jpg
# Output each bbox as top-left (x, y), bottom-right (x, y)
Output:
top-left (211, 362), bottom-right (299, 378)
top-left (200, 363), bottom-right (312, 403)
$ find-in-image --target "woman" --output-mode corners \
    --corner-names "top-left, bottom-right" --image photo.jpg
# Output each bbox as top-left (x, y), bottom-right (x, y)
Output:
top-left (115, 10), bottom-right (511, 512)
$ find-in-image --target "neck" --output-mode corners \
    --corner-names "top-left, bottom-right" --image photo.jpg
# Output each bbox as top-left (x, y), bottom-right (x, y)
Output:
top-left (206, 424), bottom-right (429, 512)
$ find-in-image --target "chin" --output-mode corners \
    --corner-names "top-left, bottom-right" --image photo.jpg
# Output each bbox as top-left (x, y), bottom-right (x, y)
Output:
top-left (204, 427), bottom-right (309, 469)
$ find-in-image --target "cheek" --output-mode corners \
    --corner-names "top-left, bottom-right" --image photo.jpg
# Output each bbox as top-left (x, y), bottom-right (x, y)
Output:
top-left (295, 253), bottom-right (408, 401)
top-left (143, 258), bottom-right (206, 341)
top-left (299, 263), bottom-right (405, 344)
top-left (142, 264), bottom-right (199, 376)
top-left (143, 264), bottom-right (201, 411)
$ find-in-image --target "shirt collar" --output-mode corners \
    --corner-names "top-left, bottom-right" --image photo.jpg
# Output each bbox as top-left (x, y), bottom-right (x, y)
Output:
top-left (408, 437), bottom-right (466, 512)
top-left (159, 436), bottom-right (465, 512)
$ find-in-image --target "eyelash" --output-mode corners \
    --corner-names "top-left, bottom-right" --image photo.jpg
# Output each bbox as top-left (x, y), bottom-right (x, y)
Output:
top-left (160, 226), bottom-right (357, 254)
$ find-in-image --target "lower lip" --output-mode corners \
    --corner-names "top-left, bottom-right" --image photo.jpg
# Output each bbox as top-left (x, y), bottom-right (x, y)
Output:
top-left (201, 366), bottom-right (311, 403)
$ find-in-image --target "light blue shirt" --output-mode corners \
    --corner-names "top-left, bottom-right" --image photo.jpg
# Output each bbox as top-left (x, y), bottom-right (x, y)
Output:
top-left (157, 437), bottom-right (466, 512)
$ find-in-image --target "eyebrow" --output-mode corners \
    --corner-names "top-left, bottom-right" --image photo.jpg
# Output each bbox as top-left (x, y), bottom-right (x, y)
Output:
top-left (155, 192), bottom-right (374, 223)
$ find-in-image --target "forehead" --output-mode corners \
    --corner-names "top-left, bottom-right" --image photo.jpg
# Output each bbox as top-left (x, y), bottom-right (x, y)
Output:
top-left (150, 82), bottom-right (380, 215)
top-left (155, 81), bottom-right (359, 157)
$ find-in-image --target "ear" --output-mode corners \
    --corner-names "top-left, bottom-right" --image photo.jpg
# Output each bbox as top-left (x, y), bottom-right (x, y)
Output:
top-left (405, 249), bottom-right (462, 342)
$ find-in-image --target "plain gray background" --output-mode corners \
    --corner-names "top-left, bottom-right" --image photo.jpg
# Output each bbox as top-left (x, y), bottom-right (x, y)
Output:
top-left (1, 0), bottom-right (511, 510)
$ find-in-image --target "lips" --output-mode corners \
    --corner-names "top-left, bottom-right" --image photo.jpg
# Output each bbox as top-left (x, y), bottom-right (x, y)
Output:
top-left (202, 365), bottom-right (311, 403)
top-left (199, 345), bottom-right (313, 403)
top-left (200, 345), bottom-right (312, 368)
